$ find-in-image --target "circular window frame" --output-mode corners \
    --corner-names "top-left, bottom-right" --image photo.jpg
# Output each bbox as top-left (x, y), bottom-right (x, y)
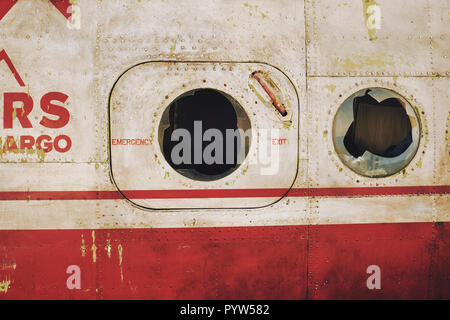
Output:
top-left (332, 87), bottom-right (421, 178)
top-left (157, 88), bottom-right (252, 182)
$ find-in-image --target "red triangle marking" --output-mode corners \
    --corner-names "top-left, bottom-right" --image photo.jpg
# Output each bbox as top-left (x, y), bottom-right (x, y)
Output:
top-left (0, 49), bottom-right (25, 87)
top-left (50, 0), bottom-right (72, 21)
top-left (0, 0), bottom-right (72, 23)
top-left (0, 0), bottom-right (18, 21)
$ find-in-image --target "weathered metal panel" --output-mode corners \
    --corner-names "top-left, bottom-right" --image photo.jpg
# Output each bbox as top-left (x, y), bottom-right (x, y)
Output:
top-left (0, 226), bottom-right (309, 299)
top-left (0, 0), bottom-right (448, 299)
top-left (307, 222), bottom-right (436, 299)
top-left (0, 223), bottom-right (448, 299)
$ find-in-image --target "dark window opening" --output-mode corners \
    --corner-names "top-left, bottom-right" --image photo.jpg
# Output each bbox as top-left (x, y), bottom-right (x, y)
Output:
top-left (344, 89), bottom-right (412, 158)
top-left (159, 88), bottom-right (251, 181)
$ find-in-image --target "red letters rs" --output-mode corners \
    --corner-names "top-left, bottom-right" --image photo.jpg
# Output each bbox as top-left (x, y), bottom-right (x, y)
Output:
top-left (3, 92), bottom-right (69, 129)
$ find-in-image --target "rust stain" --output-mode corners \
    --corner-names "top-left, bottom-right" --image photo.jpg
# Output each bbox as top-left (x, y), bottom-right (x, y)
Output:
top-left (362, 0), bottom-right (380, 41)
top-left (323, 84), bottom-right (336, 93)
top-left (81, 234), bottom-right (86, 257)
top-left (251, 71), bottom-right (287, 116)
top-left (249, 82), bottom-right (269, 105)
top-left (0, 136), bottom-right (46, 162)
top-left (0, 261), bottom-right (16, 271)
top-left (243, 3), bottom-right (268, 19)
top-left (333, 53), bottom-right (395, 71)
top-left (169, 40), bottom-right (177, 57)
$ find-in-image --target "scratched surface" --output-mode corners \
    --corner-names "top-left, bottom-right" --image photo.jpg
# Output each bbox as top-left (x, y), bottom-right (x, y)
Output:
top-left (0, 0), bottom-right (448, 299)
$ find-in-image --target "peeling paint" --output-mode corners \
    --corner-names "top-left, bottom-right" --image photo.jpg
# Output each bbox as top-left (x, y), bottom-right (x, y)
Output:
top-left (0, 279), bottom-right (11, 294)
top-left (105, 239), bottom-right (111, 259)
top-left (333, 53), bottom-right (395, 71)
top-left (169, 40), bottom-right (177, 57)
top-left (417, 158), bottom-right (422, 168)
top-left (11, 107), bottom-right (17, 120)
top-left (0, 262), bottom-right (16, 270)
top-left (244, 2), bottom-right (268, 19)
top-left (81, 234), bottom-right (86, 257)
top-left (249, 82), bottom-right (269, 105)
top-left (0, 0), bottom-right (446, 300)
top-left (362, 0), bottom-right (380, 41)
top-left (0, 136), bottom-right (47, 162)
top-left (282, 120), bottom-right (293, 129)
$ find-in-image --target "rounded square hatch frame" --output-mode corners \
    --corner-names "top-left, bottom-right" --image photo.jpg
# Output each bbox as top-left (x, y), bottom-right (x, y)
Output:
top-left (109, 61), bottom-right (299, 209)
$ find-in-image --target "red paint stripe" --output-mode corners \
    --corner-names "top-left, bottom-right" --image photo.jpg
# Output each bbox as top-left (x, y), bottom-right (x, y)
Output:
top-left (0, 185), bottom-right (448, 201)
top-left (0, 222), bottom-right (448, 299)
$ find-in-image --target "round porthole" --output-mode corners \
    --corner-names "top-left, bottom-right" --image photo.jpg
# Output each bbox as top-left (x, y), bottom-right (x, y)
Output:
top-left (158, 88), bottom-right (252, 181)
top-left (333, 87), bottom-right (420, 178)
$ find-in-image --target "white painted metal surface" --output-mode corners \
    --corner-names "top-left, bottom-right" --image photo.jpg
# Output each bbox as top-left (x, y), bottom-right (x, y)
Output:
top-left (0, 0), bottom-right (448, 229)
